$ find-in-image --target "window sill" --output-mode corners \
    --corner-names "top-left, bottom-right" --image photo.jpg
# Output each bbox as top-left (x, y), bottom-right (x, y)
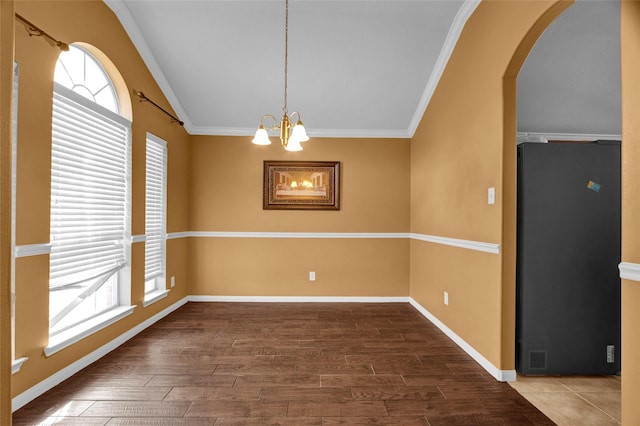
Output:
top-left (12, 357), bottom-right (28, 374)
top-left (143, 289), bottom-right (170, 307)
top-left (45, 305), bottom-right (136, 357)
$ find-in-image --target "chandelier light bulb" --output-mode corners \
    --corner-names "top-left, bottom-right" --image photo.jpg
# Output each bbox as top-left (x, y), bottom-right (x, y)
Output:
top-left (291, 121), bottom-right (309, 142)
top-left (284, 136), bottom-right (303, 152)
top-left (252, 125), bottom-right (272, 145)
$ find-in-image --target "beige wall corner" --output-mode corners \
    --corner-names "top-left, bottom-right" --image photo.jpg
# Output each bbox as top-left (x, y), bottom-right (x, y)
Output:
top-left (620, 1), bottom-right (640, 423)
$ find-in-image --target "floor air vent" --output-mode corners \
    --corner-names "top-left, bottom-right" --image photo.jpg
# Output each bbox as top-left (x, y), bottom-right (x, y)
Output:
top-left (529, 351), bottom-right (547, 369)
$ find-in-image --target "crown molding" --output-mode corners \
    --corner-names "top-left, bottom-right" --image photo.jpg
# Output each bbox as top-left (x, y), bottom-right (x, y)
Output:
top-left (517, 132), bottom-right (622, 144)
top-left (187, 126), bottom-right (412, 139)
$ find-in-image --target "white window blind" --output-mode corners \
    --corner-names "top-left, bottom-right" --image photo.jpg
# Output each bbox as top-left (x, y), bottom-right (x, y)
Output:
top-left (11, 61), bottom-right (19, 360)
top-left (50, 82), bottom-right (131, 328)
top-left (144, 133), bottom-right (167, 294)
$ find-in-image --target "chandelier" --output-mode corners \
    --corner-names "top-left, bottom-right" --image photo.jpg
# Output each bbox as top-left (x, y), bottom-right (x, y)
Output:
top-left (252, 0), bottom-right (309, 151)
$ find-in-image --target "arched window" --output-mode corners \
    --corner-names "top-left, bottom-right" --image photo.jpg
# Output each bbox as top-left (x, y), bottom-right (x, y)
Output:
top-left (48, 45), bottom-right (132, 353)
top-left (53, 45), bottom-right (118, 113)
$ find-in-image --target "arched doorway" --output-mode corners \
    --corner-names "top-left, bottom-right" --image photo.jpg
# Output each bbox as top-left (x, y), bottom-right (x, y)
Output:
top-left (501, 1), bottom-right (640, 424)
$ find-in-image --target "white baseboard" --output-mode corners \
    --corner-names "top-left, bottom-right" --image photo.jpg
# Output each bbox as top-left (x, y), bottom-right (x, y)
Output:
top-left (408, 298), bottom-right (516, 382)
top-left (185, 231), bottom-right (409, 239)
top-left (189, 295), bottom-right (411, 303)
top-left (12, 296), bottom-right (189, 412)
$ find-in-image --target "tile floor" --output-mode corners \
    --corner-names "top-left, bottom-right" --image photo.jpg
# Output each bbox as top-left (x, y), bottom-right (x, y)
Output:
top-left (509, 375), bottom-right (621, 425)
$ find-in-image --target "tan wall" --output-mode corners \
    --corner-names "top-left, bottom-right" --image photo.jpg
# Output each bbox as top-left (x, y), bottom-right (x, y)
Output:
top-left (190, 136), bottom-right (409, 233)
top-left (410, 241), bottom-right (502, 362)
top-left (189, 135), bottom-right (410, 297)
top-left (190, 238), bottom-right (409, 297)
top-left (12, 0), bottom-right (191, 396)
top-left (7, 0), bottom-right (639, 421)
top-left (409, 0), bottom-right (569, 370)
top-left (1, 0), bottom-right (16, 421)
top-left (620, 1), bottom-right (640, 423)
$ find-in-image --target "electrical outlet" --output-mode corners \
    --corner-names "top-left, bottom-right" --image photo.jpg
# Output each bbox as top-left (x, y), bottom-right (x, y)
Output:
top-left (444, 291), bottom-right (449, 305)
top-left (170, 276), bottom-right (175, 288)
top-left (309, 271), bottom-right (316, 281)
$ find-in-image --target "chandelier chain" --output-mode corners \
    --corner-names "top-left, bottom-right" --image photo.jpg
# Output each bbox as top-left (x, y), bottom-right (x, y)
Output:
top-left (283, 0), bottom-right (289, 114)
top-left (252, 0), bottom-right (308, 151)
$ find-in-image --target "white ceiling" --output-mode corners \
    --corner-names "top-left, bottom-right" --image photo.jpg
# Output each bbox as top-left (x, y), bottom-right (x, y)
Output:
top-left (105, 0), bottom-right (474, 137)
top-left (104, 0), bottom-right (621, 140)
top-left (517, 0), bottom-right (621, 139)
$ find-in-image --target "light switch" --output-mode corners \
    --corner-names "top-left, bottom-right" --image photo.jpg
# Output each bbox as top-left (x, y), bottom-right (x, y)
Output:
top-left (488, 187), bottom-right (495, 205)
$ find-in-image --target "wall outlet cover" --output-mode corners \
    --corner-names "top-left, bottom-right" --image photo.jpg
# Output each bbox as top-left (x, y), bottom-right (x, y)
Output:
top-left (488, 187), bottom-right (495, 205)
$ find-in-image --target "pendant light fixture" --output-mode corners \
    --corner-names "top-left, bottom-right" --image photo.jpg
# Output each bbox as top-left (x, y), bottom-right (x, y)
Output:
top-left (252, 0), bottom-right (309, 151)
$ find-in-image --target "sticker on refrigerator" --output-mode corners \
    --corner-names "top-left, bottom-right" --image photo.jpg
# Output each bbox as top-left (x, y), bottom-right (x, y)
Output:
top-left (587, 180), bottom-right (601, 192)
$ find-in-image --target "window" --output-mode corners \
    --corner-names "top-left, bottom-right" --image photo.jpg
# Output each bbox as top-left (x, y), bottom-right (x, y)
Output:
top-left (11, 61), bottom-right (28, 373)
top-left (144, 133), bottom-right (168, 305)
top-left (53, 45), bottom-right (118, 113)
top-left (48, 45), bottom-right (133, 353)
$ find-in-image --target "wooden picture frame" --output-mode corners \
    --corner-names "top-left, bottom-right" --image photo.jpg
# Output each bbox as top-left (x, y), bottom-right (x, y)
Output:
top-left (263, 161), bottom-right (340, 210)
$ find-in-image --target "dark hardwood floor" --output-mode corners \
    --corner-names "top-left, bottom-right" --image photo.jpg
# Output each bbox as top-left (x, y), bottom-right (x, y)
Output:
top-left (13, 302), bottom-right (554, 425)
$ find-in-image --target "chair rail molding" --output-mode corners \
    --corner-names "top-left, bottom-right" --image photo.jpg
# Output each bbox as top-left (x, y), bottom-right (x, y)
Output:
top-left (166, 231), bottom-right (499, 255)
top-left (14, 243), bottom-right (51, 258)
top-left (619, 262), bottom-right (640, 282)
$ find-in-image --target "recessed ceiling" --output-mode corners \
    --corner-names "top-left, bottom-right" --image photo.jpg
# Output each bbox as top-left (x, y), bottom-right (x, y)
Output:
top-left (105, 0), bottom-right (475, 138)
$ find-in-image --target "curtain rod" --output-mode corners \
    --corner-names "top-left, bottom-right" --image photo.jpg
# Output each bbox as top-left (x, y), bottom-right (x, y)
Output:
top-left (14, 14), bottom-right (184, 127)
top-left (134, 90), bottom-right (184, 126)
top-left (15, 13), bottom-right (69, 51)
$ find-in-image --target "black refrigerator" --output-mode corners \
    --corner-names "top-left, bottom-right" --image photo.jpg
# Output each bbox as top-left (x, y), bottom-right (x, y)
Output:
top-left (516, 141), bottom-right (621, 375)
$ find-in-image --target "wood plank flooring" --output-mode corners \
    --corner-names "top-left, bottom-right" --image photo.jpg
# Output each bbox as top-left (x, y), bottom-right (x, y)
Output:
top-left (12, 302), bottom-right (554, 425)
